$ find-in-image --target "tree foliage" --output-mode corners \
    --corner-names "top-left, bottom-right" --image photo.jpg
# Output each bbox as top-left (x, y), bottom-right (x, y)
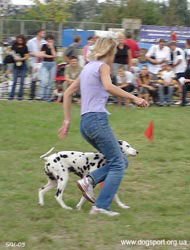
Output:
top-left (5, 0), bottom-right (190, 27)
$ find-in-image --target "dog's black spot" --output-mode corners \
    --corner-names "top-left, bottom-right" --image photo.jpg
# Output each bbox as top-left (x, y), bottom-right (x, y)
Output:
top-left (60, 178), bottom-right (63, 181)
top-left (46, 163), bottom-right (50, 167)
top-left (118, 141), bottom-right (123, 145)
top-left (97, 159), bottom-right (104, 168)
top-left (68, 166), bottom-right (83, 178)
top-left (71, 152), bottom-right (74, 155)
top-left (60, 154), bottom-right (68, 158)
top-left (57, 175), bottom-right (60, 180)
top-left (53, 159), bottom-right (57, 163)
top-left (90, 162), bottom-right (96, 167)
top-left (61, 165), bottom-right (64, 168)
top-left (86, 157), bottom-right (89, 165)
top-left (56, 189), bottom-right (62, 197)
top-left (62, 169), bottom-right (65, 172)
top-left (41, 187), bottom-right (45, 190)
top-left (126, 145), bottom-right (130, 148)
top-left (73, 161), bottom-right (76, 164)
top-left (45, 170), bottom-right (55, 180)
top-left (68, 166), bottom-right (75, 172)
top-left (93, 154), bottom-right (99, 160)
top-left (79, 155), bottom-right (81, 157)
top-left (83, 166), bottom-right (87, 170)
top-left (78, 172), bottom-right (83, 178)
top-left (56, 157), bottom-right (60, 161)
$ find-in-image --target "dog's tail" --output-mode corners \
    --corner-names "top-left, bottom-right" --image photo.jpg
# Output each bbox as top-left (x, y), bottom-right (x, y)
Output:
top-left (40, 147), bottom-right (55, 160)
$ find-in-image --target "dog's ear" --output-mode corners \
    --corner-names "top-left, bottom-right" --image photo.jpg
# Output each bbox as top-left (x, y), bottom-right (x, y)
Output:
top-left (118, 140), bottom-right (123, 145)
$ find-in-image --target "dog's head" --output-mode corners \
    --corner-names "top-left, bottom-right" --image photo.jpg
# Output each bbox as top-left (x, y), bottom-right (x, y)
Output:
top-left (118, 140), bottom-right (139, 157)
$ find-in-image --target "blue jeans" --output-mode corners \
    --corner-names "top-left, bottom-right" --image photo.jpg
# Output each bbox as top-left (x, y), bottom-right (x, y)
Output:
top-left (37, 61), bottom-right (56, 100)
top-left (9, 64), bottom-right (27, 99)
top-left (158, 85), bottom-right (174, 104)
top-left (80, 112), bottom-right (128, 210)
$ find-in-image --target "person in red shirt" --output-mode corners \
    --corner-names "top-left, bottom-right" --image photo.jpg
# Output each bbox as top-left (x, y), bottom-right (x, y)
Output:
top-left (124, 32), bottom-right (140, 58)
top-left (170, 31), bottom-right (177, 41)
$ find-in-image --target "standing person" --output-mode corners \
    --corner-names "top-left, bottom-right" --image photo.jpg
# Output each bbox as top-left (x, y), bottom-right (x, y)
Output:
top-left (64, 36), bottom-right (81, 63)
top-left (58, 37), bottom-right (148, 216)
top-left (170, 31), bottom-right (177, 41)
top-left (9, 35), bottom-right (29, 100)
top-left (27, 29), bottom-right (47, 100)
top-left (82, 36), bottom-right (94, 64)
top-left (169, 41), bottom-right (186, 80)
top-left (113, 33), bottom-right (132, 76)
top-left (124, 32), bottom-right (140, 59)
top-left (146, 39), bottom-right (170, 77)
top-left (36, 35), bottom-right (57, 101)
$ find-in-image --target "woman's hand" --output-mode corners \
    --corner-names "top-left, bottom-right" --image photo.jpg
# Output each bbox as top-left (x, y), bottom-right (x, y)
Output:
top-left (58, 120), bottom-right (70, 139)
top-left (133, 96), bottom-right (148, 107)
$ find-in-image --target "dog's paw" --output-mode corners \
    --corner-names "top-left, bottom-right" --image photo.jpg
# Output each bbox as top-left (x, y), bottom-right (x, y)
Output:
top-left (75, 206), bottom-right (81, 211)
top-left (39, 202), bottom-right (44, 207)
top-left (120, 205), bottom-right (130, 209)
top-left (64, 206), bottom-right (73, 210)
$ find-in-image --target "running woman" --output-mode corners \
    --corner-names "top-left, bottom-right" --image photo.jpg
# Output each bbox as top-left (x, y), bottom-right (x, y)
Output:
top-left (59, 37), bottom-right (148, 216)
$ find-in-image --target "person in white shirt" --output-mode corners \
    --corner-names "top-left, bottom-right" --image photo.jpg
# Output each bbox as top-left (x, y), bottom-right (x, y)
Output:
top-left (131, 58), bottom-right (140, 87)
top-left (169, 41), bottom-right (186, 79)
top-left (116, 66), bottom-right (135, 106)
top-left (27, 29), bottom-right (47, 100)
top-left (146, 39), bottom-right (170, 75)
top-left (157, 63), bottom-right (176, 106)
top-left (184, 39), bottom-right (190, 69)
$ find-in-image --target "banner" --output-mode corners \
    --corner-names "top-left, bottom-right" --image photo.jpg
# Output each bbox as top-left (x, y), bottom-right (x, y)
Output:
top-left (140, 25), bottom-right (190, 47)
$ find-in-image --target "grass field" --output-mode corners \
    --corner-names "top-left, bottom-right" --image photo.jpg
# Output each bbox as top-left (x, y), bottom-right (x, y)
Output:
top-left (0, 101), bottom-right (190, 250)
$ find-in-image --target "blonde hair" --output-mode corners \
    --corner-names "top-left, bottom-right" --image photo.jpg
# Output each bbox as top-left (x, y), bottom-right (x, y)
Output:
top-left (89, 37), bottom-right (117, 61)
top-left (116, 32), bottom-right (125, 40)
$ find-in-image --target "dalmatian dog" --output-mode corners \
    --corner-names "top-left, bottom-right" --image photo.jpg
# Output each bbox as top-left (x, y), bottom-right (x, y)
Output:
top-left (38, 140), bottom-right (138, 210)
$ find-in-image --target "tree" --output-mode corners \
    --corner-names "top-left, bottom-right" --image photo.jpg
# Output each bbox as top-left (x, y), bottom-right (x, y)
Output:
top-left (19, 0), bottom-right (71, 23)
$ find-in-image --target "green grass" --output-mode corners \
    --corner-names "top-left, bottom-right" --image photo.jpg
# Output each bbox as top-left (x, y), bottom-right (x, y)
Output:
top-left (0, 101), bottom-right (190, 250)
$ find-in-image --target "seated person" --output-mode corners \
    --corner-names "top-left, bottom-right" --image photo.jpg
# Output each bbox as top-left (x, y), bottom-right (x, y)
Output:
top-left (116, 66), bottom-right (135, 106)
top-left (137, 65), bottom-right (156, 103)
top-left (51, 82), bottom-right (63, 103)
top-left (179, 68), bottom-right (190, 106)
top-left (64, 56), bottom-right (82, 102)
top-left (131, 58), bottom-right (140, 87)
top-left (157, 63), bottom-right (177, 106)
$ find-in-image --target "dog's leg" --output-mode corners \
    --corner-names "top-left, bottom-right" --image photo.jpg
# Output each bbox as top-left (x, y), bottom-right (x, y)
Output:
top-left (75, 196), bottom-right (87, 210)
top-left (54, 170), bottom-right (72, 210)
top-left (38, 179), bottom-right (57, 206)
top-left (114, 194), bottom-right (130, 209)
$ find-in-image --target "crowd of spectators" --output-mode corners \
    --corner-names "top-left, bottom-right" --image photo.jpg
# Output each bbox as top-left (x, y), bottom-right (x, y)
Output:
top-left (0, 29), bottom-right (190, 106)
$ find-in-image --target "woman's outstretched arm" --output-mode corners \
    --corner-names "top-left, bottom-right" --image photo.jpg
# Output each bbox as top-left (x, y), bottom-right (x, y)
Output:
top-left (58, 76), bottom-right (80, 139)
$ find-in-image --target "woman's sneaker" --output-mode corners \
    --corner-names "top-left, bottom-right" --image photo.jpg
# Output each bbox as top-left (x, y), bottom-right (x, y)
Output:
top-left (77, 176), bottom-right (95, 203)
top-left (89, 206), bottom-right (120, 216)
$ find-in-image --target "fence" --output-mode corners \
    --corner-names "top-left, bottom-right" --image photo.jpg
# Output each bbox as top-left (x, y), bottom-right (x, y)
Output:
top-left (0, 19), bottom-right (122, 46)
